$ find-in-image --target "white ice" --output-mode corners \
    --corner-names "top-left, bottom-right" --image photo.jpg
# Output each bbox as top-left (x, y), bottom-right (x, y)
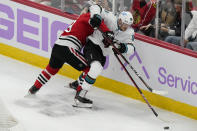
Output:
top-left (0, 54), bottom-right (196, 131)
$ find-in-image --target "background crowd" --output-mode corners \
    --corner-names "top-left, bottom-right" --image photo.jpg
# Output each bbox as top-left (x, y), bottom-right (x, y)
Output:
top-left (29, 0), bottom-right (197, 52)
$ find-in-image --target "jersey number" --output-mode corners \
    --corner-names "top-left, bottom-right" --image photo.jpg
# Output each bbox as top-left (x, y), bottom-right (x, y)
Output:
top-left (65, 20), bottom-right (76, 32)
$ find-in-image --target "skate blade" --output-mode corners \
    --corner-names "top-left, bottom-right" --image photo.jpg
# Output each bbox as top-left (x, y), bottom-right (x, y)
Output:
top-left (24, 91), bottom-right (36, 98)
top-left (72, 105), bottom-right (92, 109)
top-left (152, 90), bottom-right (168, 95)
top-left (72, 99), bottom-right (93, 108)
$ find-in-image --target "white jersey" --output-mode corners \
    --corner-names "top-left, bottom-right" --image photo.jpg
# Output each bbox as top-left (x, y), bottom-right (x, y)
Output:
top-left (185, 11), bottom-right (197, 40)
top-left (88, 6), bottom-right (135, 56)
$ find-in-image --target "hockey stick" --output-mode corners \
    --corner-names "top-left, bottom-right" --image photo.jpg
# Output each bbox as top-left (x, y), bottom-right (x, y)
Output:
top-left (114, 52), bottom-right (158, 117)
top-left (114, 52), bottom-right (172, 123)
top-left (102, 33), bottom-right (167, 95)
top-left (99, 30), bottom-right (171, 122)
top-left (111, 41), bottom-right (167, 95)
top-left (97, 26), bottom-right (167, 95)
top-left (117, 46), bottom-right (167, 95)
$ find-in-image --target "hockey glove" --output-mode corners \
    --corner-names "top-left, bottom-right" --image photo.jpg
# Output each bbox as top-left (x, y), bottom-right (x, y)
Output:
top-left (112, 43), bottom-right (127, 54)
top-left (102, 31), bottom-right (114, 48)
top-left (113, 43), bottom-right (136, 55)
top-left (90, 14), bottom-right (102, 28)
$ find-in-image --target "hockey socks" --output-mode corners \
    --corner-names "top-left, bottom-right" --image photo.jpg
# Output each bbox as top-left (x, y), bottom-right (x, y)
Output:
top-left (33, 64), bottom-right (59, 89)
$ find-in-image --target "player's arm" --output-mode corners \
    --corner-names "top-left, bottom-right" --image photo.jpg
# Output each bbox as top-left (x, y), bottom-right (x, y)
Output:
top-left (88, 4), bottom-right (103, 28)
top-left (89, 4), bottom-right (113, 47)
top-left (89, 4), bottom-right (110, 32)
top-left (114, 32), bottom-right (135, 55)
top-left (115, 42), bottom-right (135, 54)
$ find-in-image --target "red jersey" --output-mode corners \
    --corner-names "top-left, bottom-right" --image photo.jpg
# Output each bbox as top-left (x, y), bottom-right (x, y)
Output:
top-left (61, 13), bottom-right (110, 46)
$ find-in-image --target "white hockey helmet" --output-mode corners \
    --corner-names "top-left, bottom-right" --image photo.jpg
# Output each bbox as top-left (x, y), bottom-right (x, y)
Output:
top-left (118, 11), bottom-right (133, 26)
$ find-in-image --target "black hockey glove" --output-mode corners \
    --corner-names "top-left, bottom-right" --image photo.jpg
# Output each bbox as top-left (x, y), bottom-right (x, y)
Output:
top-left (102, 31), bottom-right (114, 48)
top-left (112, 43), bottom-right (127, 54)
top-left (90, 14), bottom-right (102, 28)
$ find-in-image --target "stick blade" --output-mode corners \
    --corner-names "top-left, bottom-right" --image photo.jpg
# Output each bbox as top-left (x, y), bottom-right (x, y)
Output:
top-left (152, 90), bottom-right (168, 95)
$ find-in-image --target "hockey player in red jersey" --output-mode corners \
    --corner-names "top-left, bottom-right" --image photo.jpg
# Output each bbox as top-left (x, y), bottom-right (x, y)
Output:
top-left (28, 5), bottom-right (111, 107)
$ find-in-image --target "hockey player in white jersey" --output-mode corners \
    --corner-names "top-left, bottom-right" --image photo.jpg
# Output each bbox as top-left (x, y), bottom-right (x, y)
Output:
top-left (70, 8), bottom-right (135, 108)
top-left (90, 10), bottom-right (135, 56)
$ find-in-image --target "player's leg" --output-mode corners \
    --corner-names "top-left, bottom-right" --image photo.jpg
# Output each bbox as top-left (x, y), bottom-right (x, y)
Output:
top-left (63, 47), bottom-right (95, 107)
top-left (29, 43), bottom-right (90, 95)
top-left (70, 39), bottom-right (106, 89)
top-left (73, 40), bottom-right (106, 107)
top-left (28, 44), bottom-right (66, 94)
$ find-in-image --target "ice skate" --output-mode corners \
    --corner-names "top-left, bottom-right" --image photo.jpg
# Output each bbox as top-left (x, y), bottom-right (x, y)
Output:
top-left (25, 85), bottom-right (40, 97)
top-left (73, 89), bottom-right (93, 108)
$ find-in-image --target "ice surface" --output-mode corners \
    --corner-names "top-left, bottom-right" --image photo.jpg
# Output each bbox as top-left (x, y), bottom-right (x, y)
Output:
top-left (0, 54), bottom-right (196, 131)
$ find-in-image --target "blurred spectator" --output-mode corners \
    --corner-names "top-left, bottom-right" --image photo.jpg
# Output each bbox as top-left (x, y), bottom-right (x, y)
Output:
top-left (50, 0), bottom-right (88, 14)
top-left (137, 0), bottom-right (176, 38)
top-left (124, 0), bottom-right (133, 11)
top-left (160, 0), bottom-right (176, 27)
top-left (165, 3), bottom-right (196, 50)
top-left (164, 14), bottom-right (197, 50)
top-left (139, 0), bottom-right (186, 40)
top-left (130, 0), bottom-right (147, 29)
top-left (162, 0), bottom-right (193, 37)
top-left (159, 0), bottom-right (182, 40)
top-left (50, 0), bottom-right (61, 9)
top-left (131, 0), bottom-right (156, 31)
